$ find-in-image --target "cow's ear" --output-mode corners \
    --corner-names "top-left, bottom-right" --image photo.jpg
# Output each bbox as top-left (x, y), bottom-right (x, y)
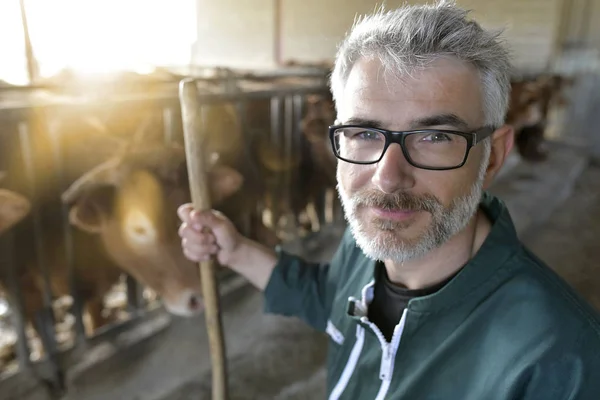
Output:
top-left (68, 186), bottom-right (116, 234)
top-left (0, 189), bottom-right (31, 234)
top-left (208, 165), bottom-right (243, 205)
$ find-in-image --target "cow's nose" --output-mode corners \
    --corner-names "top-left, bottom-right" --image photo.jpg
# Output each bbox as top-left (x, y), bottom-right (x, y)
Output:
top-left (188, 293), bottom-right (202, 311)
top-left (163, 289), bottom-right (204, 317)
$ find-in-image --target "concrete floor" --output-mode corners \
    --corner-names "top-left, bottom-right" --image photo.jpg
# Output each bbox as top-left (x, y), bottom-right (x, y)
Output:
top-left (521, 162), bottom-right (600, 312)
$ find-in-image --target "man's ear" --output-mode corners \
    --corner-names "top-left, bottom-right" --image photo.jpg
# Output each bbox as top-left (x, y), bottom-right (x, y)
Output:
top-left (482, 125), bottom-right (515, 190)
top-left (67, 186), bottom-right (116, 234)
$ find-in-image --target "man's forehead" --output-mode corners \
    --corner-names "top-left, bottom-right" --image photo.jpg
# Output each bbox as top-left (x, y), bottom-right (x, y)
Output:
top-left (337, 57), bottom-right (484, 129)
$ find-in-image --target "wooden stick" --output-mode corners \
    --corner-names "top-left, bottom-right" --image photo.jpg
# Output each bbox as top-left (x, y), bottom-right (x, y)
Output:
top-left (179, 78), bottom-right (229, 400)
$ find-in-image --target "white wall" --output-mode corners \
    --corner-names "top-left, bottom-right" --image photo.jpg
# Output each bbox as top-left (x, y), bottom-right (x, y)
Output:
top-left (192, 0), bottom-right (275, 68)
top-left (192, 0), bottom-right (570, 73)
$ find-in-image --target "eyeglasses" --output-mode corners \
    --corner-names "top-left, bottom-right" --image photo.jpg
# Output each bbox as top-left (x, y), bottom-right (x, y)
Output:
top-left (328, 125), bottom-right (496, 170)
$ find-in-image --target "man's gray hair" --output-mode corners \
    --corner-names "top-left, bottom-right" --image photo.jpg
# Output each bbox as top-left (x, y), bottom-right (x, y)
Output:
top-left (330, 0), bottom-right (512, 130)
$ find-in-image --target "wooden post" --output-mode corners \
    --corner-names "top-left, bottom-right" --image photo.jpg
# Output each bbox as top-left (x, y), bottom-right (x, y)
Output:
top-left (179, 79), bottom-right (229, 400)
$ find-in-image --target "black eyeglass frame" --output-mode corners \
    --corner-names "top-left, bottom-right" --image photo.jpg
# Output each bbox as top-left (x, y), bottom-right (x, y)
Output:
top-left (328, 124), bottom-right (496, 171)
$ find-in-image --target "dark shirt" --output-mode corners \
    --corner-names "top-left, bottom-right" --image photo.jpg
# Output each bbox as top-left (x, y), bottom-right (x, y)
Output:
top-left (368, 262), bottom-right (458, 341)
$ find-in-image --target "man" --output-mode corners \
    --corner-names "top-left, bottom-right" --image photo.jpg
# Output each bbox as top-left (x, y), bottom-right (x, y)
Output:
top-left (178, 1), bottom-right (600, 398)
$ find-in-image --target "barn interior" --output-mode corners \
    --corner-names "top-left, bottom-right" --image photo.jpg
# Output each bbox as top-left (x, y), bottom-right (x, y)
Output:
top-left (0, 0), bottom-right (599, 399)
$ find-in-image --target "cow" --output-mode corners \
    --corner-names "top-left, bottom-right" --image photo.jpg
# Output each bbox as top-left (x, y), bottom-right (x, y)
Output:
top-left (300, 94), bottom-right (340, 226)
top-left (0, 109), bottom-right (128, 338)
top-left (0, 173), bottom-right (31, 235)
top-left (58, 101), bottom-right (258, 317)
top-left (246, 87), bottom-right (339, 238)
top-left (506, 73), bottom-right (575, 161)
top-left (0, 174), bottom-right (31, 235)
top-left (0, 97), bottom-right (271, 349)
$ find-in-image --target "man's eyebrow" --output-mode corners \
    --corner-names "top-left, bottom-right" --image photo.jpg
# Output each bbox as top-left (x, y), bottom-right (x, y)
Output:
top-left (341, 114), bottom-right (471, 131)
top-left (342, 118), bottom-right (385, 128)
top-left (408, 114), bottom-right (470, 131)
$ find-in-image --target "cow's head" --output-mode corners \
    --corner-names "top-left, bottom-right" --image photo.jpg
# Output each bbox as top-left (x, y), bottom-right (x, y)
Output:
top-left (61, 137), bottom-right (243, 316)
top-left (543, 74), bottom-right (575, 107)
top-left (0, 173), bottom-right (31, 234)
top-left (507, 80), bottom-right (545, 132)
top-left (301, 95), bottom-right (335, 144)
top-left (255, 135), bottom-right (301, 173)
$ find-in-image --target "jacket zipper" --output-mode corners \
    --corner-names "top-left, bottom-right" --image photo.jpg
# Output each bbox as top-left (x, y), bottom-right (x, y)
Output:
top-left (361, 308), bottom-right (408, 381)
top-left (338, 280), bottom-right (408, 399)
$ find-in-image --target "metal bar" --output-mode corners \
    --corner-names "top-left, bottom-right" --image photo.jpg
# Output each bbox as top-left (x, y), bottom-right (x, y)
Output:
top-left (0, 230), bottom-right (32, 371)
top-left (0, 69), bottom-right (329, 93)
top-left (33, 310), bottom-right (65, 394)
top-left (18, 122), bottom-right (63, 383)
top-left (269, 96), bottom-right (282, 231)
top-left (292, 93), bottom-right (305, 232)
top-left (270, 96), bottom-right (281, 149)
top-left (234, 99), bottom-right (253, 238)
top-left (293, 94), bottom-right (304, 131)
top-left (162, 106), bottom-right (175, 145)
top-left (17, 123), bottom-right (54, 311)
top-left (47, 118), bottom-right (88, 348)
top-left (236, 98), bottom-right (266, 236)
top-left (0, 86), bottom-right (331, 117)
top-left (195, 86), bottom-right (330, 102)
top-left (283, 95), bottom-right (294, 232)
top-left (126, 274), bottom-right (144, 314)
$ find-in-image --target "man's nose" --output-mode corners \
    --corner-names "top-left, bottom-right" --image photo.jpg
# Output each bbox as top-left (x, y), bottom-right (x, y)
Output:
top-left (371, 143), bottom-right (415, 193)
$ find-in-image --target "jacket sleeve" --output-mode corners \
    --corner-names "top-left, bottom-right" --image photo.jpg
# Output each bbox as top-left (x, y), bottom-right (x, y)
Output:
top-left (518, 333), bottom-right (600, 400)
top-left (263, 228), bottom-right (354, 332)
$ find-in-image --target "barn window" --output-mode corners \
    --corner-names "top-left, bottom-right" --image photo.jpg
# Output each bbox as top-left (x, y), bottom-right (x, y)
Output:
top-left (0, 0), bottom-right (197, 84)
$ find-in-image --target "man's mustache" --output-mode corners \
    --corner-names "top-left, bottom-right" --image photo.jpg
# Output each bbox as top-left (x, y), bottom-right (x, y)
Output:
top-left (351, 189), bottom-right (441, 214)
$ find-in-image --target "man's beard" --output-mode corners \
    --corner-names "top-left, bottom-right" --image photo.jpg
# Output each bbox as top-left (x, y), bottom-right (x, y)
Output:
top-left (337, 166), bottom-right (487, 264)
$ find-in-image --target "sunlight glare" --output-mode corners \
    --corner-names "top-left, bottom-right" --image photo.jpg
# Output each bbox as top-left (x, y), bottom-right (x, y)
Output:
top-left (0, 0), bottom-right (196, 84)
top-left (0, 1), bottom-right (28, 85)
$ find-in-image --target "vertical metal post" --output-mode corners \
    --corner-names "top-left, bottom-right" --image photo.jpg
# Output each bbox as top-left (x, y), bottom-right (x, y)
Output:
top-left (234, 99), bottom-right (253, 238)
top-left (47, 118), bottom-right (88, 348)
top-left (126, 275), bottom-right (144, 314)
top-left (163, 106), bottom-right (174, 145)
top-left (18, 121), bottom-right (63, 390)
top-left (0, 230), bottom-right (32, 371)
top-left (269, 96), bottom-right (282, 232)
top-left (283, 95), bottom-right (294, 235)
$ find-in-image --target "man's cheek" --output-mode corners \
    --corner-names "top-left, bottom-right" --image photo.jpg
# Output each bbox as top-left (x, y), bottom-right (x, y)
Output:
top-left (339, 164), bottom-right (371, 192)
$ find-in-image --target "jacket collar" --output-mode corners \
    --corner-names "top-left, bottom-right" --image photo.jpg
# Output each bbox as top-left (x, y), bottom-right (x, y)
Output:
top-left (407, 191), bottom-right (522, 313)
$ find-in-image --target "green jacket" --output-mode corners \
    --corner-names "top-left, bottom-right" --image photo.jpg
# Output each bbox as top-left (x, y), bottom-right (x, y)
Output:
top-left (264, 192), bottom-right (600, 399)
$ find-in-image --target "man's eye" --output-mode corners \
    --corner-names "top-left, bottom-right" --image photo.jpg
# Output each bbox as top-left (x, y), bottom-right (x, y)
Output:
top-left (423, 132), bottom-right (453, 143)
top-left (357, 131), bottom-right (380, 140)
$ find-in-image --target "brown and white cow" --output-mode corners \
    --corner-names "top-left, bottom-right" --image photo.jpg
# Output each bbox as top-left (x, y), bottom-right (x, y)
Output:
top-left (0, 100), bottom-right (258, 341)
top-left (506, 73), bottom-right (575, 161)
top-left (59, 106), bottom-right (247, 317)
